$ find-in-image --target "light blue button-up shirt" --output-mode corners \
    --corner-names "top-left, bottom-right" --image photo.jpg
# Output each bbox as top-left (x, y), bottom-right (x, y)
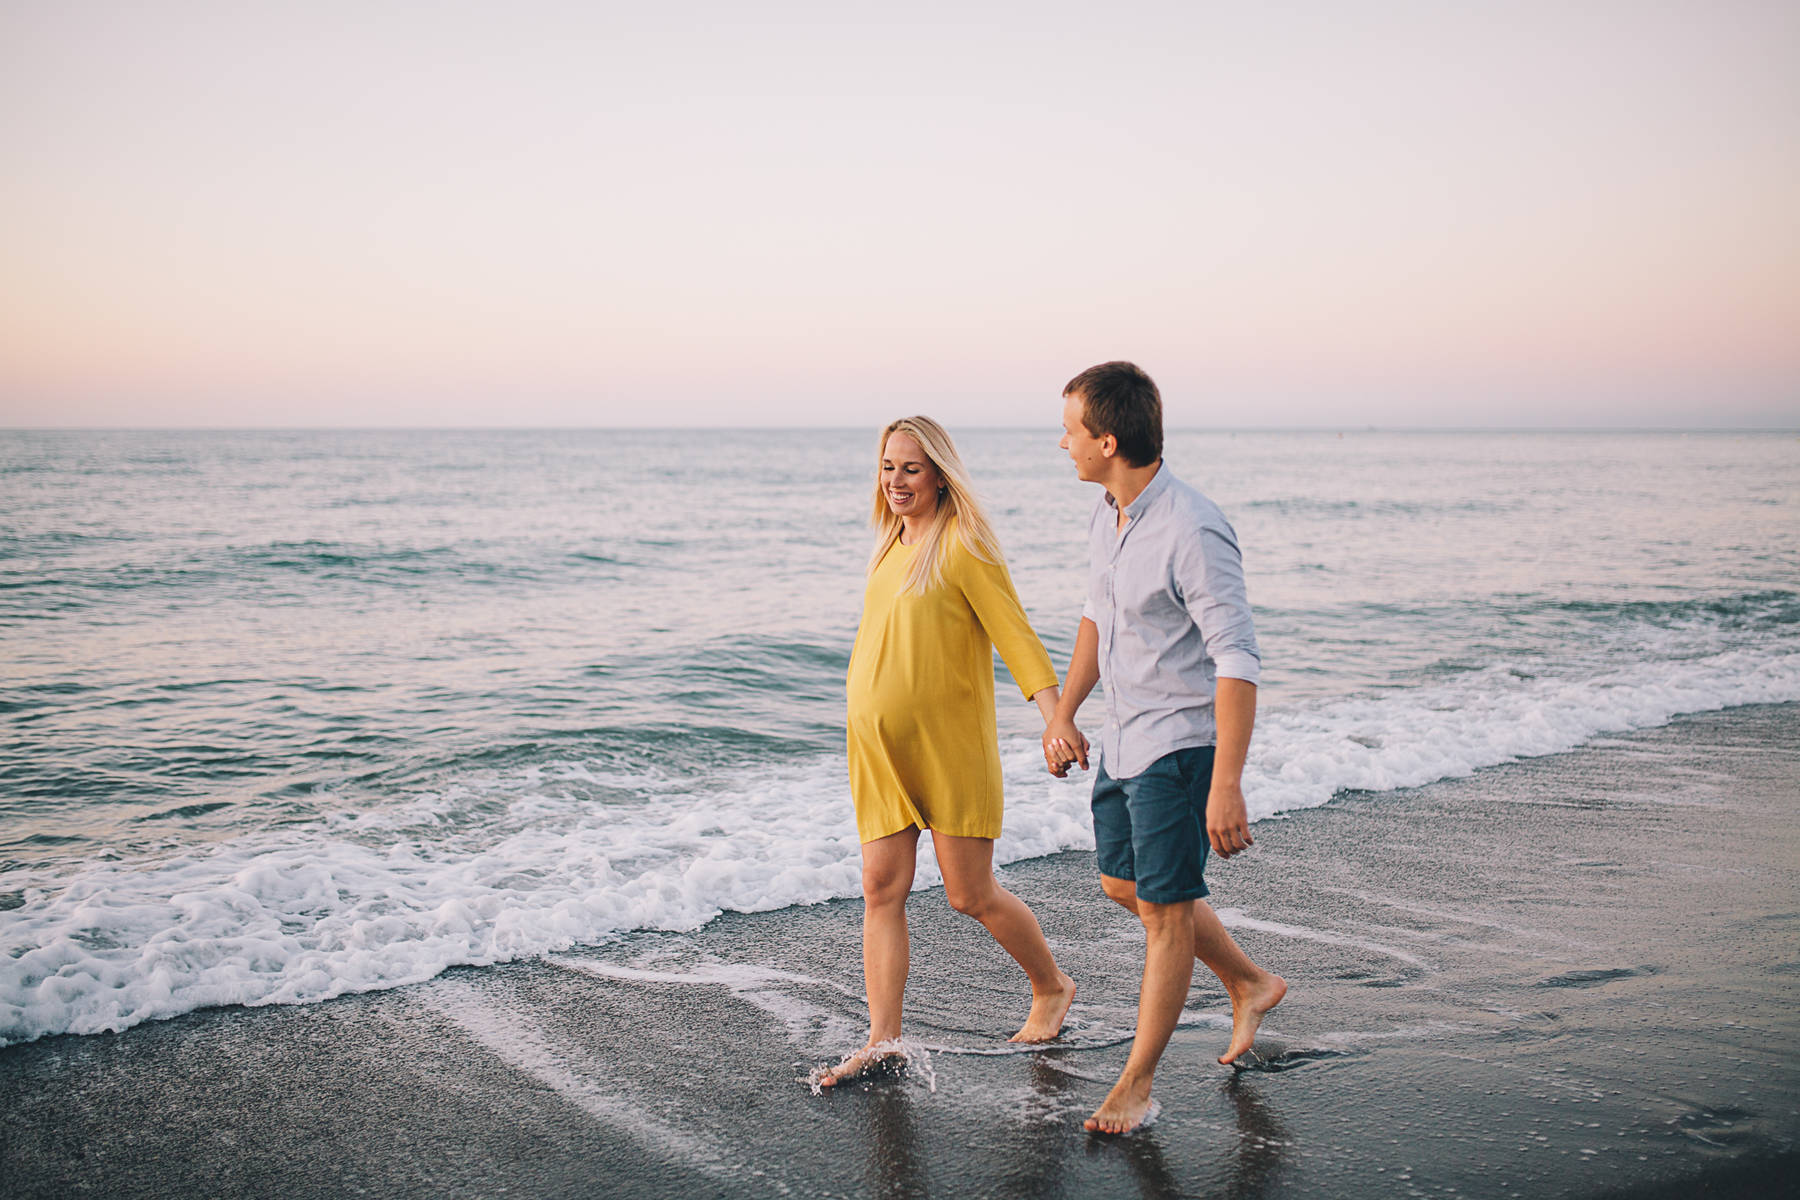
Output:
top-left (1082, 464), bottom-right (1261, 779)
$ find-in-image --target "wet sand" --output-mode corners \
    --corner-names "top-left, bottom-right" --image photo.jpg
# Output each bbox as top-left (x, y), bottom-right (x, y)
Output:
top-left (4, 703), bottom-right (1796, 1198)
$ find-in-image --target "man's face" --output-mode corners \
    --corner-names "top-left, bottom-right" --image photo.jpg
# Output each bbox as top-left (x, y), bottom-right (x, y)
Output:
top-left (1059, 392), bottom-right (1108, 482)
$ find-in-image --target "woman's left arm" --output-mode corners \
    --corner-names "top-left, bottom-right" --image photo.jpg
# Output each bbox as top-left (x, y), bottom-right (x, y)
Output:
top-left (956, 546), bottom-right (1060, 702)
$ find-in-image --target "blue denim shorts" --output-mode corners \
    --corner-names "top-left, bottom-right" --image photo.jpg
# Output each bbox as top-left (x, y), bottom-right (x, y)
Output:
top-left (1091, 745), bottom-right (1215, 904)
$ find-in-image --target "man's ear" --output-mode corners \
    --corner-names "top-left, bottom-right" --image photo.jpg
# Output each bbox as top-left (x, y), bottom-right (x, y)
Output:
top-left (1099, 434), bottom-right (1118, 459)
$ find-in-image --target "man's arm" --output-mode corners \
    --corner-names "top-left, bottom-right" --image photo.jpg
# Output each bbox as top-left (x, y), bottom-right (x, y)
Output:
top-left (1043, 618), bottom-right (1099, 775)
top-left (1206, 676), bottom-right (1257, 857)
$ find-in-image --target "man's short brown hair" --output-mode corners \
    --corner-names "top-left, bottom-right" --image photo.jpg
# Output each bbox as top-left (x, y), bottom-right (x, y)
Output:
top-left (1064, 361), bottom-right (1162, 468)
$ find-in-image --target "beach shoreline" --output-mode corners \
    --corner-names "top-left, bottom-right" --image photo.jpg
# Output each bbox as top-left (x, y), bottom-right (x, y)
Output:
top-left (4, 702), bottom-right (1797, 1199)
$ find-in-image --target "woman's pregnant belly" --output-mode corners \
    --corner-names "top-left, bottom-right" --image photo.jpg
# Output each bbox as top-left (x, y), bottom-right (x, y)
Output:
top-left (846, 636), bottom-right (974, 738)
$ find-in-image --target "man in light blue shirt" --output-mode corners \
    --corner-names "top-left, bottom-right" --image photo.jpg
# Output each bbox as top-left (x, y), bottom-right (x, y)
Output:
top-left (1041, 361), bottom-right (1287, 1135)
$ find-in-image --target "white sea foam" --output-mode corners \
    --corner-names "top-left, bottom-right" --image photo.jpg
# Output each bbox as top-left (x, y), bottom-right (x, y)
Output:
top-left (3, 642), bottom-right (1796, 1046)
top-left (804, 1036), bottom-right (935, 1095)
top-left (1242, 647), bottom-right (1800, 819)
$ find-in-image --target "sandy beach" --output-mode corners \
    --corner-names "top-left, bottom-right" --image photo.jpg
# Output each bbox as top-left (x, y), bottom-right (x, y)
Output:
top-left (4, 702), bottom-right (1796, 1198)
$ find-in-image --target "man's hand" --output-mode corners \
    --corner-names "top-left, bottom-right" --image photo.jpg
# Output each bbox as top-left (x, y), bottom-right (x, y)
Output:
top-left (1206, 778), bottom-right (1254, 858)
top-left (1042, 717), bottom-right (1089, 777)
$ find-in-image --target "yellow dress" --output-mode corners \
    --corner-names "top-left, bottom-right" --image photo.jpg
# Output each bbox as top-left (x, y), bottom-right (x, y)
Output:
top-left (845, 525), bottom-right (1058, 843)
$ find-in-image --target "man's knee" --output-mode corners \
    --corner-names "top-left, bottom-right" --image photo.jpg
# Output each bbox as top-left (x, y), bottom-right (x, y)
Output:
top-left (1136, 897), bottom-right (1196, 939)
top-left (1099, 874), bottom-right (1139, 911)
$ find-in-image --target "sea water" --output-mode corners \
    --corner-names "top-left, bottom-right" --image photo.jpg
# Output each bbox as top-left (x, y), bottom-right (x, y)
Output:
top-left (2, 428), bottom-right (1796, 1044)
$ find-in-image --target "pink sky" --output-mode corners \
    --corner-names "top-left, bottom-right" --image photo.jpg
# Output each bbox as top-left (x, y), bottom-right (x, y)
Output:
top-left (3, 1), bottom-right (1796, 428)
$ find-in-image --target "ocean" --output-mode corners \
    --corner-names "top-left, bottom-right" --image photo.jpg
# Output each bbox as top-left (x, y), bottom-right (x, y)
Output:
top-left (3, 428), bottom-right (1797, 1048)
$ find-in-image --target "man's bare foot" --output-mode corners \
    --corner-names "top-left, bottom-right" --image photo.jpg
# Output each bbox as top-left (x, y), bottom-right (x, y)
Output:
top-left (1084, 1074), bottom-right (1157, 1134)
top-left (1218, 973), bottom-right (1288, 1065)
top-left (813, 1040), bottom-right (905, 1089)
top-left (1009, 972), bottom-right (1076, 1043)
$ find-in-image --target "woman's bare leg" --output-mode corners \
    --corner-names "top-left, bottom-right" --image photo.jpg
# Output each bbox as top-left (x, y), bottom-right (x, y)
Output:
top-left (933, 832), bottom-right (1076, 1042)
top-left (820, 826), bottom-right (919, 1086)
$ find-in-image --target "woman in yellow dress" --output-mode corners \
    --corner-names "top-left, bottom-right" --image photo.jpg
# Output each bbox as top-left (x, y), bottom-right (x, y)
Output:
top-left (820, 416), bottom-right (1081, 1085)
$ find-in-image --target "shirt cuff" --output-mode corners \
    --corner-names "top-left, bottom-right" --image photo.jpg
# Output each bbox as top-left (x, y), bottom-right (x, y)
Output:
top-left (1016, 668), bottom-right (1059, 701)
top-left (1212, 651), bottom-right (1261, 686)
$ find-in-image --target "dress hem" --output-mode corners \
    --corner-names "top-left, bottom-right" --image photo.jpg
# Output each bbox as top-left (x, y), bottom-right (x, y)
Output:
top-left (856, 817), bottom-right (1004, 844)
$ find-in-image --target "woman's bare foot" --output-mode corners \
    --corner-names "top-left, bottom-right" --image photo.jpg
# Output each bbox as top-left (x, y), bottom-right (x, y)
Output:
top-left (1084, 1073), bottom-right (1158, 1134)
top-left (814, 1040), bottom-right (905, 1089)
top-left (1009, 972), bottom-right (1076, 1043)
top-left (1218, 973), bottom-right (1288, 1065)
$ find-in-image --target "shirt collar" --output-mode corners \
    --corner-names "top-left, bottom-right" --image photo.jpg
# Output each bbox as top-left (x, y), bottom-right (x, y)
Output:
top-left (1103, 462), bottom-right (1169, 520)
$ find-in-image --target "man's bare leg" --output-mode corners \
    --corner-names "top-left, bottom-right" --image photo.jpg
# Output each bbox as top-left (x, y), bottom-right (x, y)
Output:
top-left (935, 833), bottom-right (1076, 1042)
top-left (820, 828), bottom-right (918, 1086)
top-left (1192, 898), bottom-right (1286, 1064)
top-left (1099, 875), bottom-right (1286, 1067)
top-left (1086, 897), bottom-right (1195, 1133)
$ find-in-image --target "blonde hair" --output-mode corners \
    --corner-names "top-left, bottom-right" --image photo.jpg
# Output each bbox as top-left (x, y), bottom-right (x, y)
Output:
top-left (868, 416), bottom-right (1005, 594)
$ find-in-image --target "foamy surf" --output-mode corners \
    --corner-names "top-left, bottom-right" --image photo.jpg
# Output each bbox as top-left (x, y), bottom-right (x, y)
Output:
top-left (805, 1037), bottom-right (936, 1095)
top-left (1242, 645), bottom-right (1800, 818)
top-left (3, 639), bottom-right (1797, 1047)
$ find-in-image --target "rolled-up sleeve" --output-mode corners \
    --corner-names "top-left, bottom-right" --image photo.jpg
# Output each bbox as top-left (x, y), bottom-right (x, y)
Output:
top-left (1174, 519), bottom-right (1261, 685)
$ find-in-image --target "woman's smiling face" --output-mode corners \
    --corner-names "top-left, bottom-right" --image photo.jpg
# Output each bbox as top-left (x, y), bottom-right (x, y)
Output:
top-left (881, 431), bottom-right (943, 520)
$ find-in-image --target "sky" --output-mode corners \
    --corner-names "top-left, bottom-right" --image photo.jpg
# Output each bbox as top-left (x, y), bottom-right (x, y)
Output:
top-left (2, 1), bottom-right (1796, 429)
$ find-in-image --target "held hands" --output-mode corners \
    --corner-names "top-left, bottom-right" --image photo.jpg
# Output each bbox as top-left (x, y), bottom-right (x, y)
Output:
top-left (1042, 716), bottom-right (1089, 777)
top-left (1206, 778), bottom-right (1255, 858)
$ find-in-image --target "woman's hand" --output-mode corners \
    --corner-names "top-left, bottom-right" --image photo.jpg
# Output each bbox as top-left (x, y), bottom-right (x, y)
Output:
top-left (1042, 716), bottom-right (1088, 777)
top-left (1029, 686), bottom-right (1087, 775)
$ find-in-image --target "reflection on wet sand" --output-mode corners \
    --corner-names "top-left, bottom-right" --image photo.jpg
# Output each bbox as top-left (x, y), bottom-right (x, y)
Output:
top-left (857, 1051), bottom-right (1083, 1200)
top-left (1084, 1123), bottom-right (1183, 1199)
top-left (863, 1083), bottom-right (926, 1200)
top-left (853, 1048), bottom-right (1292, 1199)
top-left (993, 1050), bottom-right (1081, 1198)
top-left (1217, 1074), bottom-right (1290, 1200)
top-left (1078, 1073), bottom-right (1290, 1200)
